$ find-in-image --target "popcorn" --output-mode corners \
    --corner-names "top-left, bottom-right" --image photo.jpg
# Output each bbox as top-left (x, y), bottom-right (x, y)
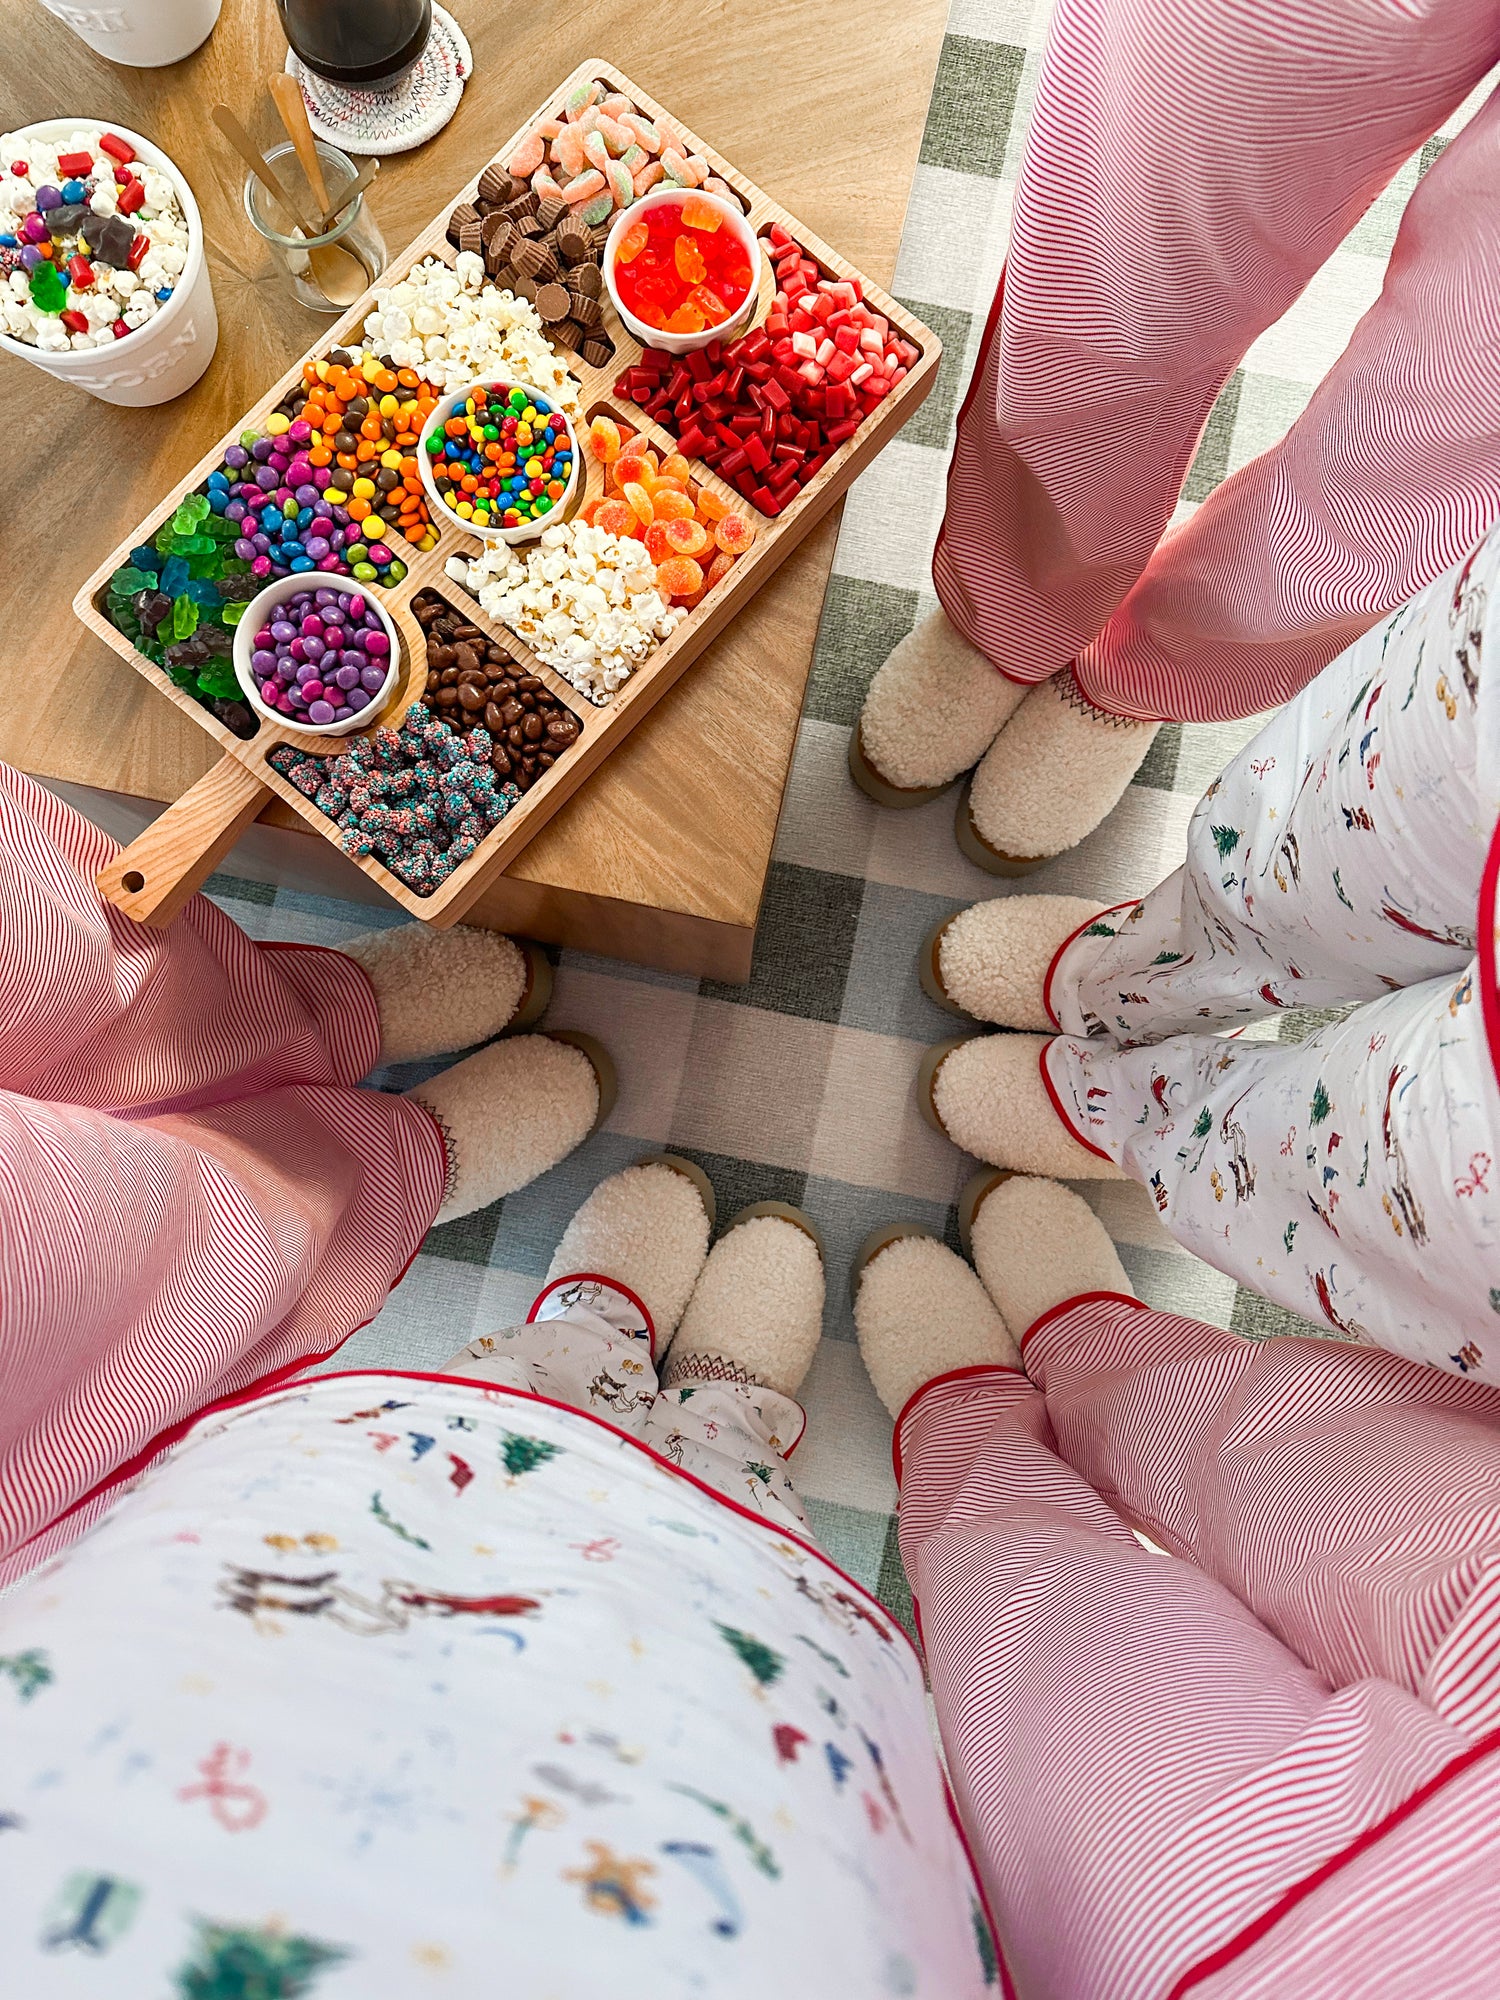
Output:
top-left (447, 522), bottom-right (686, 705)
top-left (362, 254), bottom-right (582, 412)
top-left (0, 124), bottom-right (192, 353)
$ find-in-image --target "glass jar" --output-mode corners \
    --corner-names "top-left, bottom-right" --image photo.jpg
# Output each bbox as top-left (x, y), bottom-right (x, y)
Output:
top-left (243, 138), bottom-right (386, 313)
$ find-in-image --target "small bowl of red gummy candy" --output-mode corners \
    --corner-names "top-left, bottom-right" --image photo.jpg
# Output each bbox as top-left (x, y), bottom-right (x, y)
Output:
top-left (234, 574), bottom-right (401, 735)
top-left (603, 188), bottom-right (761, 357)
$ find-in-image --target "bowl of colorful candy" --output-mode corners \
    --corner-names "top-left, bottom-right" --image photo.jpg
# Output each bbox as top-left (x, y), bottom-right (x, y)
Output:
top-left (603, 187), bottom-right (761, 357)
top-left (0, 119), bottom-right (216, 406)
top-left (417, 378), bottom-right (580, 543)
top-left (233, 574), bottom-right (402, 735)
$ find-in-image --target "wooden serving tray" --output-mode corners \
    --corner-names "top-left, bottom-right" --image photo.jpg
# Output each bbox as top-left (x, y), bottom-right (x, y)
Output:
top-left (76, 58), bottom-right (940, 928)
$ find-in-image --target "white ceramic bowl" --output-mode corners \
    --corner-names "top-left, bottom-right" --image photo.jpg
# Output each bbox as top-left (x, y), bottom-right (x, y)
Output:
top-left (603, 187), bottom-right (761, 357)
top-left (0, 118), bottom-right (217, 406)
top-left (417, 378), bottom-right (581, 544)
top-left (234, 573), bottom-right (401, 737)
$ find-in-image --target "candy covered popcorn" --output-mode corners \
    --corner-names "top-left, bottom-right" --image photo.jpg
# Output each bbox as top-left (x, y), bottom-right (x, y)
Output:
top-left (362, 252), bottom-right (582, 410)
top-left (0, 126), bottom-right (190, 351)
top-left (447, 520), bottom-right (684, 704)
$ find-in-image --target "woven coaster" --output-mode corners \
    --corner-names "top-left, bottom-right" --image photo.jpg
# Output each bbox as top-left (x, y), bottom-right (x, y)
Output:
top-left (284, 4), bottom-right (473, 156)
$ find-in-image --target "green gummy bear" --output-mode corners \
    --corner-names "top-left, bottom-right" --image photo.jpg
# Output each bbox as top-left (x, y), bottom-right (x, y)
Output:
top-left (197, 659), bottom-right (240, 701)
top-left (170, 595), bottom-right (199, 641)
top-left (222, 601), bottom-right (248, 626)
top-left (110, 566), bottom-right (152, 596)
top-left (179, 535), bottom-right (216, 554)
top-left (28, 263), bottom-right (66, 314)
top-left (171, 508), bottom-right (197, 536)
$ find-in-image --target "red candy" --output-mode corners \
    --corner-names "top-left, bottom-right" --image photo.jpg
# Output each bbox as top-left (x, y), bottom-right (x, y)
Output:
top-left (127, 233), bottom-right (150, 271)
top-left (57, 150), bottom-right (94, 176)
top-left (616, 226), bottom-right (918, 518)
top-left (613, 195), bottom-right (753, 336)
top-left (116, 174), bottom-right (146, 215)
top-left (60, 309), bottom-right (89, 334)
top-left (66, 254), bottom-right (94, 289)
top-left (99, 132), bottom-right (136, 165)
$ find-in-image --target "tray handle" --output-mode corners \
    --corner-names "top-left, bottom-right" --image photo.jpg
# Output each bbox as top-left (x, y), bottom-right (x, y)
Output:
top-left (96, 755), bottom-right (271, 928)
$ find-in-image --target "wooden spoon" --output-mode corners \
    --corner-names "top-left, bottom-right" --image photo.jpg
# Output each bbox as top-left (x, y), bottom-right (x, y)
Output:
top-left (319, 154), bottom-right (380, 231)
top-left (269, 74), bottom-right (371, 303)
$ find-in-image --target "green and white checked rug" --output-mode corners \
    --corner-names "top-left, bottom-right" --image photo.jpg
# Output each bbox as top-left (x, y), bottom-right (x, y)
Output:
top-left (204, 0), bottom-right (1477, 1632)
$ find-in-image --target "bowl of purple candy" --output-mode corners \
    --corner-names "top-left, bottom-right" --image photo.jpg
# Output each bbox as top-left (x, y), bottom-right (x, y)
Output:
top-left (234, 574), bottom-right (402, 736)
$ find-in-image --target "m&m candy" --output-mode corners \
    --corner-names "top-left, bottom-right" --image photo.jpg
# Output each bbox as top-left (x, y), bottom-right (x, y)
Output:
top-left (424, 382), bottom-right (575, 531)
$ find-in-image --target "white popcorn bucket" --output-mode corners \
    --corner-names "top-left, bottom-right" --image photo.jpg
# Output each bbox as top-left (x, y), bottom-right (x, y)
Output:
top-left (34, 0), bottom-right (222, 69)
top-left (0, 119), bottom-right (218, 406)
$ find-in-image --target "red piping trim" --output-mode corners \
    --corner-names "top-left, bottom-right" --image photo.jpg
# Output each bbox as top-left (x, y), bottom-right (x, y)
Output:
top-left (941, 1772), bottom-right (1019, 2000)
top-left (1037, 1038), bottom-right (1115, 1161)
top-left (529, 1271), bottom-right (657, 1359)
top-left (1019, 1289), bottom-right (1148, 1358)
top-left (1168, 1720), bottom-right (1500, 1996)
top-left (1478, 817), bottom-right (1500, 1097)
top-left (1041, 900), bottom-right (1139, 1031)
top-left (890, 1363), bottom-right (1025, 1488)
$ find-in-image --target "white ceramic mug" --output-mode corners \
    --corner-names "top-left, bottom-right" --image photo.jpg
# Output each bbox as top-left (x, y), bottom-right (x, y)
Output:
top-left (0, 119), bottom-right (217, 406)
top-left (34, 0), bottom-right (221, 68)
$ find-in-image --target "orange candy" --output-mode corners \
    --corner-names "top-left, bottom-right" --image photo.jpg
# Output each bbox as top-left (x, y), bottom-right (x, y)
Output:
top-left (694, 485), bottom-right (730, 522)
top-left (643, 521), bottom-right (673, 562)
top-left (589, 414), bottom-right (622, 461)
top-left (621, 480), bottom-right (655, 525)
top-left (662, 517), bottom-right (710, 558)
top-left (651, 488), bottom-right (695, 521)
top-left (714, 513), bottom-right (756, 556)
top-left (596, 498), bottom-right (640, 538)
top-left (656, 556), bottom-right (705, 598)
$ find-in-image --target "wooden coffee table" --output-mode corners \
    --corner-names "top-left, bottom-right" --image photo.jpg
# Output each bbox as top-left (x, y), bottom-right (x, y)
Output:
top-left (0, 0), bottom-right (946, 979)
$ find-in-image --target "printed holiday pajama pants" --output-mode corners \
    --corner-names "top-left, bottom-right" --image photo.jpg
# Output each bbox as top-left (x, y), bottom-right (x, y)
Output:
top-left (444, 1271), bottom-right (811, 1536)
top-left (0, 762), bottom-right (446, 1579)
top-left (897, 1296), bottom-right (1500, 1998)
top-left (935, 0), bottom-right (1500, 720)
top-left (1043, 528), bottom-right (1500, 1380)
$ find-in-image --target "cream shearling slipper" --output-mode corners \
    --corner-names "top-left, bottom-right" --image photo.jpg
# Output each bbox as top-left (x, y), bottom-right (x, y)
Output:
top-left (412, 1030), bottom-right (615, 1224)
top-left (665, 1205), bottom-right (826, 1398)
top-left (344, 924), bottom-right (552, 1062)
top-left (962, 1169), bottom-right (1134, 1339)
top-left (851, 1225), bottom-right (1018, 1417)
top-left (545, 1155), bottom-right (714, 1344)
top-left (958, 672), bottom-right (1159, 873)
top-left (850, 607), bottom-right (1027, 805)
top-left (919, 894), bottom-right (1100, 1026)
top-left (919, 1032), bottom-right (1124, 1179)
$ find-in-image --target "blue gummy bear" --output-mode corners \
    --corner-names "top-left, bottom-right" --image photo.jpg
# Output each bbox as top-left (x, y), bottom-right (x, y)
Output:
top-left (159, 555), bottom-right (190, 595)
top-left (186, 577), bottom-right (222, 605)
top-left (129, 543), bottom-right (162, 572)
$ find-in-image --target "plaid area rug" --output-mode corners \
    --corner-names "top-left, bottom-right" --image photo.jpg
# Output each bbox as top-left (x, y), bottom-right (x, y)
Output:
top-left (206, 0), bottom-right (1476, 1629)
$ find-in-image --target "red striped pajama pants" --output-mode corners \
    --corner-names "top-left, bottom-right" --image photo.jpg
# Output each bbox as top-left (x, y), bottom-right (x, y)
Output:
top-left (933, 0), bottom-right (1500, 722)
top-left (897, 1295), bottom-right (1500, 1998)
top-left (0, 763), bottom-right (446, 1580)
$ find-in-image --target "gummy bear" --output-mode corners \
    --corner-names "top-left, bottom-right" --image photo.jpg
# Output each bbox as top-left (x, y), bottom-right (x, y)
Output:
top-left (186, 577), bottom-right (222, 606)
top-left (111, 566), bottom-right (153, 596)
top-left (170, 595), bottom-right (199, 642)
top-left (159, 555), bottom-right (190, 596)
top-left (28, 262), bottom-right (66, 314)
top-left (129, 544), bottom-right (163, 573)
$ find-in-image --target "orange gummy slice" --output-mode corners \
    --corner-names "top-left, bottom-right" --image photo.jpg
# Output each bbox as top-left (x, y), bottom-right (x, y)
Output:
top-left (680, 193), bottom-right (725, 232)
top-left (589, 414), bottom-right (622, 461)
top-left (661, 452), bottom-right (692, 484)
top-left (656, 555), bottom-right (705, 598)
top-left (617, 220), bottom-right (649, 263)
top-left (674, 235), bottom-right (707, 284)
top-left (663, 516), bottom-right (710, 558)
top-left (643, 521), bottom-right (673, 562)
top-left (704, 549), bottom-right (736, 590)
top-left (714, 512), bottom-right (755, 555)
top-left (693, 485), bottom-right (730, 522)
top-left (651, 488), bottom-right (695, 521)
top-left (621, 479), bottom-right (655, 525)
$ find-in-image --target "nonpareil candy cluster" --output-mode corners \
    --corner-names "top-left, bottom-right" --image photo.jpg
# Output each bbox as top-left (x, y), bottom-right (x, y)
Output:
top-left (270, 703), bottom-right (520, 895)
